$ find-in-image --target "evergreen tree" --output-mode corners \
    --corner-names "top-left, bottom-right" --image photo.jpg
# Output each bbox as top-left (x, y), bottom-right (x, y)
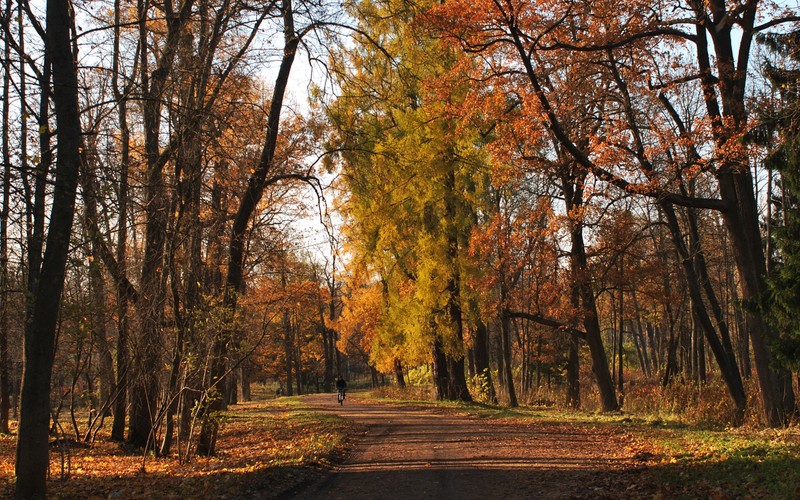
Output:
top-left (762, 29), bottom-right (800, 371)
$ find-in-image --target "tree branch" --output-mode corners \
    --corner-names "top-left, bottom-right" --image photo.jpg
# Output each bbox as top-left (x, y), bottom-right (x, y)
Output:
top-left (509, 311), bottom-right (587, 340)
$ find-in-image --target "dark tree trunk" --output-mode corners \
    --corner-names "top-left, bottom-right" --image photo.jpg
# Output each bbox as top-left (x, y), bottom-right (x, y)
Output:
top-left (15, 0), bottom-right (81, 494)
top-left (617, 281), bottom-right (624, 405)
top-left (198, 0), bottom-right (299, 455)
top-left (500, 308), bottom-right (517, 407)
top-left (394, 359), bottom-right (406, 388)
top-left (441, 167), bottom-right (471, 403)
top-left (1, 3), bottom-right (12, 433)
top-left (283, 304), bottom-right (293, 397)
top-left (110, 6), bottom-right (130, 437)
top-left (432, 338), bottom-right (449, 400)
top-left (661, 202), bottom-right (746, 421)
top-left (631, 292), bottom-right (652, 378)
top-left (563, 168), bottom-right (618, 412)
top-left (472, 317), bottom-right (496, 402)
top-left (691, 5), bottom-right (794, 426)
top-left (566, 334), bottom-right (580, 409)
top-left (241, 365), bottom-right (252, 401)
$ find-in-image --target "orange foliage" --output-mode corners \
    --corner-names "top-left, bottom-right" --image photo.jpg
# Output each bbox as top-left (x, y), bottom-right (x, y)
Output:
top-left (0, 399), bottom-right (353, 499)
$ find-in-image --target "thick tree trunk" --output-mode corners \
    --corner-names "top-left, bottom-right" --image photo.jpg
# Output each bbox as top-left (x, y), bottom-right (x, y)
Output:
top-left (1, 7), bottom-right (12, 433)
top-left (563, 169), bottom-right (618, 412)
top-left (15, 0), bottom-right (81, 494)
top-left (472, 317), bottom-right (496, 402)
top-left (394, 359), bottom-right (406, 388)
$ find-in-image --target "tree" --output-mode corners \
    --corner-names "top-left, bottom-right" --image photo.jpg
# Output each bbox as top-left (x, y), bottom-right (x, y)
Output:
top-left (1, 0), bottom-right (12, 435)
top-left (326, 0), bottom-right (487, 402)
top-left (760, 28), bottom-right (800, 371)
top-left (197, 0), bottom-right (327, 454)
top-left (430, 0), bottom-right (795, 425)
top-left (15, 0), bottom-right (82, 495)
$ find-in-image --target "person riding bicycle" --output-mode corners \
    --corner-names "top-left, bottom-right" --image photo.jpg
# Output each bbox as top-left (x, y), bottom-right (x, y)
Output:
top-left (335, 375), bottom-right (347, 402)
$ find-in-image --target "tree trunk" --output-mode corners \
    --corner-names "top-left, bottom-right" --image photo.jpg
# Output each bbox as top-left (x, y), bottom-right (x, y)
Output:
top-left (500, 308), bottom-right (517, 407)
top-left (394, 359), bottom-right (406, 388)
top-left (617, 281), bottom-right (624, 405)
top-left (128, 0), bottom-right (196, 451)
top-left (563, 168), bottom-right (618, 412)
top-left (432, 338), bottom-right (449, 400)
top-left (198, 0), bottom-right (299, 455)
top-left (661, 202), bottom-right (746, 421)
top-left (110, 0), bottom-right (130, 437)
top-left (241, 365), bottom-right (252, 401)
top-left (1, 4), bottom-right (12, 433)
top-left (472, 317), bottom-right (496, 403)
top-left (631, 292), bottom-right (651, 378)
top-left (566, 334), bottom-right (580, 409)
top-left (691, 4), bottom-right (794, 426)
top-left (15, 0), bottom-right (82, 494)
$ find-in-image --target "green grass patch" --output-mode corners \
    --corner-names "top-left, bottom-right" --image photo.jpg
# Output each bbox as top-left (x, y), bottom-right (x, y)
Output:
top-left (359, 389), bottom-right (800, 498)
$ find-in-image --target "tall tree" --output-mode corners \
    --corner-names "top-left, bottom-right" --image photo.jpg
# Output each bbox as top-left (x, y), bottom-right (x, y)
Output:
top-left (198, 0), bottom-right (321, 454)
top-left (15, 0), bottom-right (82, 495)
top-left (326, 0), bottom-right (485, 402)
top-left (126, 0), bottom-right (197, 451)
top-left (760, 28), bottom-right (800, 372)
top-left (0, 0), bottom-right (12, 434)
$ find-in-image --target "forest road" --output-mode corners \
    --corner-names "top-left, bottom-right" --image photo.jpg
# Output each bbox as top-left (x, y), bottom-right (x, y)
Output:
top-left (283, 394), bottom-right (652, 500)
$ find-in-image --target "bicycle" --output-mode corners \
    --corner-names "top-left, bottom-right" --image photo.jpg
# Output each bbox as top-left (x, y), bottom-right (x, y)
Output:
top-left (337, 388), bottom-right (346, 405)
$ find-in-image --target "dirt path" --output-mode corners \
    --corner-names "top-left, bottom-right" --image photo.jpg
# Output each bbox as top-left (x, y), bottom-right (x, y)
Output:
top-left (285, 394), bottom-right (652, 499)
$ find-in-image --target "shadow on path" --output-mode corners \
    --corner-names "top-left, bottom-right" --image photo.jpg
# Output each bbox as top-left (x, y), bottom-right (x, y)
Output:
top-left (284, 394), bottom-right (648, 499)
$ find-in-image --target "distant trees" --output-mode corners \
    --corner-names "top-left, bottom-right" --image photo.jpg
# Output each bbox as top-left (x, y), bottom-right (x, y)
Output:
top-left (323, 0), bottom-right (800, 425)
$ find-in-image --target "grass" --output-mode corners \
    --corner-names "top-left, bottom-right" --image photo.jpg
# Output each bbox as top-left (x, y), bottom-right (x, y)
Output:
top-left (640, 426), bottom-right (800, 498)
top-left (0, 396), bottom-right (356, 499)
top-left (368, 387), bottom-right (800, 499)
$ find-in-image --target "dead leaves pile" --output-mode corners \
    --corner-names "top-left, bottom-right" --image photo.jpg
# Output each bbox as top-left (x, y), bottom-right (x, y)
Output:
top-left (0, 400), bottom-right (354, 499)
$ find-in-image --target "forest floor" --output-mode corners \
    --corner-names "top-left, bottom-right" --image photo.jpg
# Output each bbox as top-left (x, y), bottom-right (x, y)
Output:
top-left (1, 391), bottom-right (799, 498)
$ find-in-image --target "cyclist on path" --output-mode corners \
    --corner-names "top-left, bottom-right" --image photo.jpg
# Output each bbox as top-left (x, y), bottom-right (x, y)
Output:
top-left (336, 375), bottom-right (347, 404)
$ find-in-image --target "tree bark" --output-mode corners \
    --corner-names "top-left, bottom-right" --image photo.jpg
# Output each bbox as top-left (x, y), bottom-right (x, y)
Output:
top-left (1, 1), bottom-right (12, 433)
top-left (15, 0), bottom-right (81, 494)
top-left (660, 202), bottom-right (746, 421)
top-left (563, 168), bottom-right (618, 412)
